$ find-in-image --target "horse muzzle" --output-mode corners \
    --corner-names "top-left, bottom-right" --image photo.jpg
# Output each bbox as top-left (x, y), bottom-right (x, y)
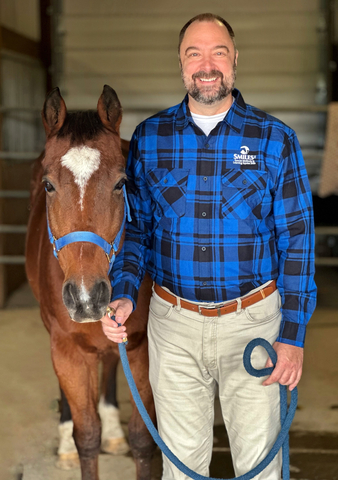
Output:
top-left (62, 278), bottom-right (111, 322)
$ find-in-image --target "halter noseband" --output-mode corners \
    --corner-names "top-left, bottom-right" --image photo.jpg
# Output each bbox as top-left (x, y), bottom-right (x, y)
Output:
top-left (47, 185), bottom-right (132, 274)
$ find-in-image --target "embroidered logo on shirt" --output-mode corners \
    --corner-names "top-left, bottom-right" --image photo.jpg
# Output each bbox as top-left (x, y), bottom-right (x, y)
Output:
top-left (233, 146), bottom-right (257, 165)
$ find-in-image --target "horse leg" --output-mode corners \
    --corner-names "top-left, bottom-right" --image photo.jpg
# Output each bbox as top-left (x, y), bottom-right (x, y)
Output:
top-left (52, 340), bottom-right (101, 480)
top-left (128, 338), bottom-right (156, 480)
top-left (56, 388), bottom-right (80, 470)
top-left (99, 352), bottom-right (129, 455)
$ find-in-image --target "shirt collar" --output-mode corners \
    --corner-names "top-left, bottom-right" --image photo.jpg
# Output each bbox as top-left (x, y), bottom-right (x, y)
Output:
top-left (175, 88), bottom-right (246, 134)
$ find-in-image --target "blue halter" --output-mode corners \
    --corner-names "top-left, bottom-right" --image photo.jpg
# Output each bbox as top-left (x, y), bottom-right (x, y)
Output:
top-left (46, 185), bottom-right (132, 274)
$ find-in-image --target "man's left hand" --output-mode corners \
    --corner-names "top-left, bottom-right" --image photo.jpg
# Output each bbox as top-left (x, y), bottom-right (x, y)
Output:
top-left (262, 342), bottom-right (303, 391)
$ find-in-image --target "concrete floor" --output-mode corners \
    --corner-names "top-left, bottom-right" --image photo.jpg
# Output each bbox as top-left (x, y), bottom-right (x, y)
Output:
top-left (1, 266), bottom-right (338, 480)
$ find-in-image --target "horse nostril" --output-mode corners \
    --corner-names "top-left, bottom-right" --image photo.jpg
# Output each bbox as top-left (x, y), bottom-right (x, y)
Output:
top-left (62, 281), bottom-right (79, 310)
top-left (92, 280), bottom-right (110, 309)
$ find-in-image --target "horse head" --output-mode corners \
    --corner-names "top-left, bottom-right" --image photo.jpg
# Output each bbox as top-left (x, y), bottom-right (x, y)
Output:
top-left (41, 85), bottom-right (127, 323)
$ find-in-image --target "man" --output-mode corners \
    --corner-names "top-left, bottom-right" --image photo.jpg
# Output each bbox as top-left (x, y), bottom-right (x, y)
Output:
top-left (101, 13), bottom-right (316, 480)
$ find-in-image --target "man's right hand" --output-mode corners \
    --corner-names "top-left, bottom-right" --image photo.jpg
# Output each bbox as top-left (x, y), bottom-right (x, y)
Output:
top-left (100, 298), bottom-right (133, 343)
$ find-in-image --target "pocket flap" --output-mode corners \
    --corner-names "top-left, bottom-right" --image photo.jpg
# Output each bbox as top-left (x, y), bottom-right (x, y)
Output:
top-left (147, 168), bottom-right (189, 188)
top-left (222, 169), bottom-right (267, 190)
top-left (146, 168), bottom-right (189, 220)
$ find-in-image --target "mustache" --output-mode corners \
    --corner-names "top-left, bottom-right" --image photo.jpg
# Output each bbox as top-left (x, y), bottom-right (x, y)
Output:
top-left (192, 70), bottom-right (223, 81)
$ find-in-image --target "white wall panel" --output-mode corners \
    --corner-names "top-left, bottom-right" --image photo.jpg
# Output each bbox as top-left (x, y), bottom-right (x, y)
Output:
top-left (64, 0), bottom-right (319, 16)
top-left (60, 0), bottom-right (322, 144)
top-left (0, 0), bottom-right (40, 41)
top-left (63, 13), bottom-right (318, 50)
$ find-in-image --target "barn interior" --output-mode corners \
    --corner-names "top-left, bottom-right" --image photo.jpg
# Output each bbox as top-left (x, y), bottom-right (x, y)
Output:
top-left (0, 0), bottom-right (338, 479)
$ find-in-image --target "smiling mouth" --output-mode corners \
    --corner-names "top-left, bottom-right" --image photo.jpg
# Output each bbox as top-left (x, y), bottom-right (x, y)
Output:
top-left (199, 77), bottom-right (218, 82)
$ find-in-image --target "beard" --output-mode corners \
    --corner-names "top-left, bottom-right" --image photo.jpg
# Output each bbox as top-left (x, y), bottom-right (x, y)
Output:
top-left (181, 63), bottom-right (237, 105)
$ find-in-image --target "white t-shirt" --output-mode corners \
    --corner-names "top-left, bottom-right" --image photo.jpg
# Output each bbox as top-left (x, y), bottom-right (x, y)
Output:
top-left (190, 97), bottom-right (234, 137)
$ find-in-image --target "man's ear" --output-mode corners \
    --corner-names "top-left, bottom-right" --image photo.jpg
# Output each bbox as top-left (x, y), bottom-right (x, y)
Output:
top-left (235, 50), bottom-right (239, 66)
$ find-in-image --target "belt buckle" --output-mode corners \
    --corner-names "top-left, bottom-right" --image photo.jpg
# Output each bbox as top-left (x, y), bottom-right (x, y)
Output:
top-left (198, 304), bottom-right (223, 316)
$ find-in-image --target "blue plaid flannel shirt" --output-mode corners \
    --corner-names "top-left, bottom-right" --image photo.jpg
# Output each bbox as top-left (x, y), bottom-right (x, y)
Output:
top-left (111, 89), bottom-right (317, 348)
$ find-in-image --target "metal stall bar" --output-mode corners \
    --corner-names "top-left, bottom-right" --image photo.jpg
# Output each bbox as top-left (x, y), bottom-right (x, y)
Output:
top-left (0, 191), bottom-right (30, 198)
top-left (0, 256), bottom-right (25, 265)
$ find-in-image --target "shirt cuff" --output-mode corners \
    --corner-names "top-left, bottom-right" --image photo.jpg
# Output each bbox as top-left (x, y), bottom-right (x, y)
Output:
top-left (111, 281), bottom-right (139, 311)
top-left (276, 319), bottom-right (307, 348)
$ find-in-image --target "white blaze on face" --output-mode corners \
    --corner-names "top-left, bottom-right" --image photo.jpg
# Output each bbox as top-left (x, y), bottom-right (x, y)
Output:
top-left (80, 278), bottom-right (90, 303)
top-left (61, 146), bottom-right (101, 210)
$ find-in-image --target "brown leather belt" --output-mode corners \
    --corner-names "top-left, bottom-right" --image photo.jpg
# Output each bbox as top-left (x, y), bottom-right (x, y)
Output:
top-left (154, 281), bottom-right (277, 317)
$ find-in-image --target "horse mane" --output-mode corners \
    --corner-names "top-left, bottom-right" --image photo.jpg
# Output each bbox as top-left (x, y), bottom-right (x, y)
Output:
top-left (57, 110), bottom-right (106, 144)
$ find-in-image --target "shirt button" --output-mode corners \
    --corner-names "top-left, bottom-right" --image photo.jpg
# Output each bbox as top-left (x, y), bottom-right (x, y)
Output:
top-left (205, 143), bottom-right (209, 148)
top-left (203, 176), bottom-right (208, 182)
top-left (201, 212), bottom-right (207, 217)
top-left (242, 179), bottom-right (248, 185)
top-left (201, 247), bottom-right (206, 252)
top-left (163, 178), bottom-right (168, 184)
top-left (202, 281), bottom-right (207, 286)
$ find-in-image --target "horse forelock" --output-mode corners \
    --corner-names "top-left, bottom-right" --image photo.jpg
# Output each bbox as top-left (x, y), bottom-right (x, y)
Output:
top-left (57, 111), bottom-right (105, 144)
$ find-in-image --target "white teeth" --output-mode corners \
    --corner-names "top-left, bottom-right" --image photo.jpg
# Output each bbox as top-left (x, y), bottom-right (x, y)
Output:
top-left (200, 77), bottom-right (217, 82)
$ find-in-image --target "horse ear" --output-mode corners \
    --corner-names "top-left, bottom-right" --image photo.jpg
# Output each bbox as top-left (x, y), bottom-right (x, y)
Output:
top-left (97, 85), bottom-right (122, 134)
top-left (42, 87), bottom-right (67, 137)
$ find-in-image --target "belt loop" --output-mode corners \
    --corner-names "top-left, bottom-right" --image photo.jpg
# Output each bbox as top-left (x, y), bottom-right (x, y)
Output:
top-left (176, 296), bottom-right (181, 312)
top-left (236, 297), bottom-right (242, 312)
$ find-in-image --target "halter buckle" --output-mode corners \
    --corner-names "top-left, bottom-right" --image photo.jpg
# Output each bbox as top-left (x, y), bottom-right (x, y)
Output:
top-left (52, 238), bottom-right (59, 258)
top-left (106, 246), bottom-right (116, 263)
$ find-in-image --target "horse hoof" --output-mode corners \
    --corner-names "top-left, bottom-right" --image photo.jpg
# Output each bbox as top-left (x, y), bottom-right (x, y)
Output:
top-left (55, 452), bottom-right (80, 470)
top-left (101, 437), bottom-right (130, 455)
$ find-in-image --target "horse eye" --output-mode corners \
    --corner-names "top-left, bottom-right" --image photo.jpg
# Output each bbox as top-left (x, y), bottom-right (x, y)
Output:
top-left (114, 178), bottom-right (126, 191)
top-left (44, 181), bottom-right (55, 193)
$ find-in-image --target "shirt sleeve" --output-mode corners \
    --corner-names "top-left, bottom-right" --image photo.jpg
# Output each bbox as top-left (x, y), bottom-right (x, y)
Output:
top-left (110, 129), bottom-right (153, 309)
top-left (274, 132), bottom-right (317, 348)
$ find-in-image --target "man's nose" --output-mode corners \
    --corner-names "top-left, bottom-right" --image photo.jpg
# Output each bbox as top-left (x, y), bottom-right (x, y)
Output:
top-left (199, 55), bottom-right (215, 71)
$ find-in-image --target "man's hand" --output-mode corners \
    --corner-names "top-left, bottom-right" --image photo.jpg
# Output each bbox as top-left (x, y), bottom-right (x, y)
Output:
top-left (101, 298), bottom-right (133, 343)
top-left (262, 341), bottom-right (303, 391)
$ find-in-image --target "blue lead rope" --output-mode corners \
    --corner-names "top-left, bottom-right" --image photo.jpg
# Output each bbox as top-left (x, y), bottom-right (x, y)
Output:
top-left (117, 331), bottom-right (297, 480)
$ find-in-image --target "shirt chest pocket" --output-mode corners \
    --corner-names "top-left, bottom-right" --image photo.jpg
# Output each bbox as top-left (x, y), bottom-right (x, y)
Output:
top-left (222, 169), bottom-right (268, 220)
top-left (146, 168), bottom-right (189, 218)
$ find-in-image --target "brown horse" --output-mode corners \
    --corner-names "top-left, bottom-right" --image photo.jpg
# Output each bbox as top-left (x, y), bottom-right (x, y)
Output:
top-left (25, 85), bottom-right (155, 480)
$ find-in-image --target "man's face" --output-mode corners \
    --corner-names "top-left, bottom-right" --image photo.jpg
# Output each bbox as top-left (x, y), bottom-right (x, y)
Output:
top-left (179, 20), bottom-right (238, 106)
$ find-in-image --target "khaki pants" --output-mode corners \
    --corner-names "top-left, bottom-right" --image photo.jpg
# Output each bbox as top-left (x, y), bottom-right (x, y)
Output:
top-left (148, 283), bottom-right (282, 480)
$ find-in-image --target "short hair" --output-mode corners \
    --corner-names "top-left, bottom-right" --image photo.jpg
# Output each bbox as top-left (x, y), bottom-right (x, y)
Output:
top-left (178, 13), bottom-right (236, 56)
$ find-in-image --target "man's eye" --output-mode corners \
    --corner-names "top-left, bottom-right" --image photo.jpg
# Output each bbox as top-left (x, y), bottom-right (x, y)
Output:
top-left (44, 181), bottom-right (55, 193)
top-left (114, 178), bottom-right (126, 191)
